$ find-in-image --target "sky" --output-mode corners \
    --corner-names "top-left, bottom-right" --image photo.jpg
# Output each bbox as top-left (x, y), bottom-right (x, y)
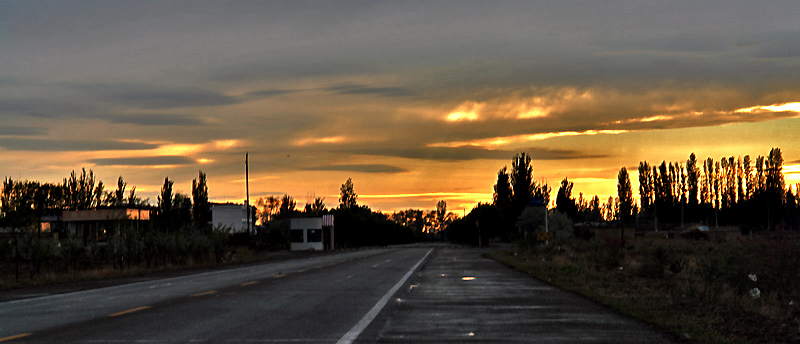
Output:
top-left (1, 1), bottom-right (799, 214)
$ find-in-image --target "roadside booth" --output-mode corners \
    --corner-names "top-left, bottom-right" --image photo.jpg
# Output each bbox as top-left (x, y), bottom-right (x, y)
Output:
top-left (290, 215), bottom-right (334, 251)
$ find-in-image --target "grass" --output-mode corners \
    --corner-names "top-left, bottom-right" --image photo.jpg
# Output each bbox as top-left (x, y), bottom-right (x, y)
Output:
top-left (486, 234), bottom-right (800, 344)
top-left (0, 245), bottom-right (272, 291)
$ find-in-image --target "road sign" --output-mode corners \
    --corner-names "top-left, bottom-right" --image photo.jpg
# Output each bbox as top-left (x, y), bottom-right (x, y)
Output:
top-left (529, 197), bottom-right (545, 207)
top-left (537, 232), bottom-right (553, 241)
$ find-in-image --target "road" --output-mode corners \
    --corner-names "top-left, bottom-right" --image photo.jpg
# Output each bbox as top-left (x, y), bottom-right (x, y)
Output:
top-left (1, 245), bottom-right (674, 343)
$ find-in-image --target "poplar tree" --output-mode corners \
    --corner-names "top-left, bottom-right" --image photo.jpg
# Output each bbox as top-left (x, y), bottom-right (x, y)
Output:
top-left (556, 177), bottom-right (578, 220)
top-left (339, 178), bottom-right (357, 209)
top-left (638, 161), bottom-right (653, 211)
top-left (511, 153), bottom-right (534, 217)
top-left (617, 167), bottom-right (634, 227)
top-left (192, 171), bottom-right (211, 233)
top-left (157, 177), bottom-right (175, 231)
top-left (687, 153), bottom-right (699, 207)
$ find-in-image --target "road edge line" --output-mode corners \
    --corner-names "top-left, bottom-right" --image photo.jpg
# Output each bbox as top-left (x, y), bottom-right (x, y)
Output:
top-left (336, 248), bottom-right (433, 344)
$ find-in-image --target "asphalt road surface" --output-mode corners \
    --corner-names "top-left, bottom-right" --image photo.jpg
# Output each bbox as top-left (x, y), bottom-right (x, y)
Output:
top-left (1, 245), bottom-right (674, 343)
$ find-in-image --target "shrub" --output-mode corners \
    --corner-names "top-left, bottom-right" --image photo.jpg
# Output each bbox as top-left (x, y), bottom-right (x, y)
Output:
top-left (636, 246), bottom-right (685, 278)
top-left (209, 224), bottom-right (231, 262)
top-left (587, 238), bottom-right (625, 270)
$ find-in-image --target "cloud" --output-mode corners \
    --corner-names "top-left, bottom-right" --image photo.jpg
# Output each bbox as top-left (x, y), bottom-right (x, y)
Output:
top-left (0, 126), bottom-right (44, 136)
top-left (107, 114), bottom-right (205, 126)
top-left (244, 89), bottom-right (298, 99)
top-left (0, 98), bottom-right (96, 119)
top-left (304, 164), bottom-right (408, 173)
top-left (324, 84), bottom-right (414, 97)
top-left (205, 60), bottom-right (376, 83)
top-left (752, 31), bottom-right (800, 59)
top-left (83, 84), bottom-right (241, 109)
top-left (88, 156), bottom-right (196, 166)
top-left (344, 146), bottom-right (605, 162)
top-left (0, 138), bottom-right (157, 152)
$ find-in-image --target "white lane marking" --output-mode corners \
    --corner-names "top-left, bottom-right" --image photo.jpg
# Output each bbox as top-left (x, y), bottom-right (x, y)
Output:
top-left (336, 249), bottom-right (432, 344)
top-left (371, 259), bottom-right (392, 268)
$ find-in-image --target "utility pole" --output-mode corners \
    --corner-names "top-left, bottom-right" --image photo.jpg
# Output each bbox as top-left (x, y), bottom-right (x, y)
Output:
top-left (246, 152), bottom-right (251, 235)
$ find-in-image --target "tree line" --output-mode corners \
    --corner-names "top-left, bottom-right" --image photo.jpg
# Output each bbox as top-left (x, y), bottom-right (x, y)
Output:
top-left (0, 169), bottom-right (226, 281)
top-left (0, 169), bottom-right (214, 235)
top-left (250, 177), bottom-right (421, 249)
top-left (447, 147), bottom-right (797, 247)
top-left (449, 152), bottom-right (559, 245)
top-left (635, 148), bottom-right (797, 231)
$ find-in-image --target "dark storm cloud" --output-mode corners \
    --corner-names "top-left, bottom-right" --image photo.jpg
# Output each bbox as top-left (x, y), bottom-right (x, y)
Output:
top-left (304, 164), bottom-right (407, 174)
top-left (107, 114), bottom-right (204, 126)
top-left (88, 156), bottom-right (195, 166)
top-left (344, 146), bottom-right (605, 162)
top-left (0, 138), bottom-right (157, 152)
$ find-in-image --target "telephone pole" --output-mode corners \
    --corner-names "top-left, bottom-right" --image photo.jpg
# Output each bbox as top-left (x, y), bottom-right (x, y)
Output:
top-left (246, 152), bottom-right (251, 234)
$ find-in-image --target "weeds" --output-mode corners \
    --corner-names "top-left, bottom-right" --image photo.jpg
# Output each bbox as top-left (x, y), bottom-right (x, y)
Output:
top-left (491, 232), bottom-right (800, 344)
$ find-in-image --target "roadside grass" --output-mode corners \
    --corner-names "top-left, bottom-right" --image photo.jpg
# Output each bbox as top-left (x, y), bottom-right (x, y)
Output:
top-left (0, 245), bottom-right (269, 291)
top-left (486, 233), bottom-right (800, 344)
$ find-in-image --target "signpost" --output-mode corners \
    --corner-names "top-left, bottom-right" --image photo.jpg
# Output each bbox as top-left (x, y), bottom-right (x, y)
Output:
top-left (530, 197), bottom-right (549, 244)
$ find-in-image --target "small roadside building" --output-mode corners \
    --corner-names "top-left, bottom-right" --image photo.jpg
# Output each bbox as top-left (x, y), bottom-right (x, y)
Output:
top-left (58, 207), bottom-right (153, 245)
top-left (290, 215), bottom-right (334, 251)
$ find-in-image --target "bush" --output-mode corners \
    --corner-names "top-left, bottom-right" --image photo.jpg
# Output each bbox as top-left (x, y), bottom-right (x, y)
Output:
top-left (588, 238), bottom-right (625, 270)
top-left (636, 246), bottom-right (685, 278)
top-left (209, 224), bottom-right (231, 262)
top-left (228, 232), bottom-right (252, 247)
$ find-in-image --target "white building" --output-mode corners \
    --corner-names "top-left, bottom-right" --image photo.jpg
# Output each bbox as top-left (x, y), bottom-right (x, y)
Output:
top-left (290, 215), bottom-right (334, 251)
top-left (211, 203), bottom-right (253, 233)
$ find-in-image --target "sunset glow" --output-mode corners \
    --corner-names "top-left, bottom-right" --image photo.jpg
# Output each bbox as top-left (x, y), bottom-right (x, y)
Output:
top-left (1, 2), bottom-right (798, 213)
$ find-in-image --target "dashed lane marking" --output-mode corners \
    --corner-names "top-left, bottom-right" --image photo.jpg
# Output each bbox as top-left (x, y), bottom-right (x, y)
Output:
top-left (108, 306), bottom-right (151, 317)
top-left (191, 291), bottom-right (217, 297)
top-left (0, 333), bottom-right (32, 342)
top-left (240, 281), bottom-right (258, 286)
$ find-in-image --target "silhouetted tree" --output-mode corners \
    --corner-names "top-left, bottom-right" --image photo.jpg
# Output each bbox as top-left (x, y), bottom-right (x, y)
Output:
top-left (126, 186), bottom-right (147, 206)
top-left (639, 161), bottom-right (653, 212)
top-left (174, 193), bottom-right (193, 231)
top-left (107, 176), bottom-right (126, 207)
top-left (687, 153), bottom-right (699, 207)
top-left (192, 171), bottom-right (211, 233)
top-left (157, 177), bottom-right (175, 231)
top-left (617, 167), bottom-right (634, 244)
top-left (556, 177), bottom-right (578, 220)
top-left (493, 166), bottom-right (513, 235)
top-left (278, 194), bottom-right (297, 218)
top-left (435, 200), bottom-right (447, 233)
top-left (63, 169), bottom-right (96, 210)
top-left (588, 195), bottom-right (602, 222)
top-left (305, 197), bottom-right (326, 216)
top-left (339, 178), bottom-right (357, 209)
top-left (256, 195), bottom-right (280, 225)
top-left (511, 153), bottom-right (534, 219)
top-left (743, 155), bottom-right (754, 199)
